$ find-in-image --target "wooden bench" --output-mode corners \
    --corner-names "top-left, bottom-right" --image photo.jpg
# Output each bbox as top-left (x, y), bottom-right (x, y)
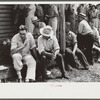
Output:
top-left (0, 65), bottom-right (17, 82)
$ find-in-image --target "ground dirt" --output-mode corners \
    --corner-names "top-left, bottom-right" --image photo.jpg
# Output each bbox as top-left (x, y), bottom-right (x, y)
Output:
top-left (46, 63), bottom-right (100, 82)
top-left (5, 62), bottom-right (100, 83)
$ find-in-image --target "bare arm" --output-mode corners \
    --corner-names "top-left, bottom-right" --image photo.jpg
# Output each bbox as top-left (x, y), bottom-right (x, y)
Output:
top-left (78, 22), bottom-right (83, 34)
top-left (11, 41), bottom-right (28, 55)
top-left (54, 49), bottom-right (60, 57)
top-left (46, 6), bottom-right (58, 18)
top-left (73, 43), bottom-right (77, 55)
top-left (46, 13), bottom-right (58, 18)
top-left (11, 45), bottom-right (24, 54)
top-left (41, 51), bottom-right (53, 58)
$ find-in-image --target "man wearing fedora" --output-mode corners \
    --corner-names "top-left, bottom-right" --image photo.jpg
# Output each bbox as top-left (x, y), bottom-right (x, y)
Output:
top-left (11, 25), bottom-right (38, 82)
top-left (77, 13), bottom-right (94, 65)
top-left (37, 25), bottom-right (68, 82)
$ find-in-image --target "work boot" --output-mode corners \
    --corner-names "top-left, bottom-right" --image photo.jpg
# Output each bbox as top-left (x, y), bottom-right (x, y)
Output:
top-left (17, 78), bottom-right (23, 83)
top-left (61, 73), bottom-right (69, 79)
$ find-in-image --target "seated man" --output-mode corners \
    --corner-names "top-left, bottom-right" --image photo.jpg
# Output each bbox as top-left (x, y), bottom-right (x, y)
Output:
top-left (65, 22), bottom-right (89, 70)
top-left (11, 25), bottom-right (38, 82)
top-left (37, 25), bottom-right (68, 82)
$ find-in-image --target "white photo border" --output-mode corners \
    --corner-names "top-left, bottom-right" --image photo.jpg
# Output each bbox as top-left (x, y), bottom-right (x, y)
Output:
top-left (0, 1), bottom-right (100, 99)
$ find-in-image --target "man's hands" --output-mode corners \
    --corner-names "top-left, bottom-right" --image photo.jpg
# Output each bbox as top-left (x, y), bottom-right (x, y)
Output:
top-left (45, 15), bottom-right (52, 19)
top-left (23, 42), bottom-right (28, 48)
top-left (11, 42), bottom-right (29, 55)
top-left (45, 15), bottom-right (49, 18)
top-left (41, 51), bottom-right (56, 60)
top-left (73, 51), bottom-right (75, 55)
top-left (50, 53), bottom-right (56, 60)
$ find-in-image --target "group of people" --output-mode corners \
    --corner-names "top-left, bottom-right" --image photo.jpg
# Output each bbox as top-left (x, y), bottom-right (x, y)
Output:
top-left (10, 4), bottom-right (100, 82)
top-left (13, 4), bottom-right (58, 36)
top-left (11, 24), bottom-right (69, 82)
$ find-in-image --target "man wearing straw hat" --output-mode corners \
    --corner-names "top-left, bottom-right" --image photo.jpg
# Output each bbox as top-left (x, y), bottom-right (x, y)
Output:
top-left (78, 13), bottom-right (94, 65)
top-left (37, 25), bottom-right (68, 82)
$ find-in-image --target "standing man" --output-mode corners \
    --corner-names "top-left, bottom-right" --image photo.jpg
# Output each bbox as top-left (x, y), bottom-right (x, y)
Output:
top-left (11, 25), bottom-right (38, 82)
top-left (65, 22), bottom-right (89, 71)
top-left (32, 16), bottom-right (46, 46)
top-left (25, 4), bottom-right (36, 34)
top-left (35, 4), bottom-right (44, 22)
top-left (13, 5), bottom-right (26, 31)
top-left (45, 4), bottom-right (59, 36)
top-left (38, 25), bottom-right (68, 82)
top-left (78, 13), bottom-right (94, 65)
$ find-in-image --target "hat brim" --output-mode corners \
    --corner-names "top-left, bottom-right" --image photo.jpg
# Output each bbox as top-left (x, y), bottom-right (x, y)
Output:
top-left (40, 27), bottom-right (54, 37)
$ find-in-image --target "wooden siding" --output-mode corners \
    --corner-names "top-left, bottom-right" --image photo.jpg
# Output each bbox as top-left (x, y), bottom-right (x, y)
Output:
top-left (0, 5), bottom-right (16, 40)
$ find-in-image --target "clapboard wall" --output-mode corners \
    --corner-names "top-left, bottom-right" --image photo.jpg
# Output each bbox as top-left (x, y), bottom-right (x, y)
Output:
top-left (0, 5), bottom-right (16, 40)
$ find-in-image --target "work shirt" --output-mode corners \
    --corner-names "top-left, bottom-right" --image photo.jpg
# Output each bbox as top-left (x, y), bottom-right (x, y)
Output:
top-left (48, 5), bottom-right (58, 18)
top-left (66, 31), bottom-right (77, 48)
top-left (26, 4), bottom-right (36, 17)
top-left (11, 32), bottom-right (36, 56)
top-left (78, 19), bottom-right (93, 35)
top-left (38, 35), bottom-right (60, 54)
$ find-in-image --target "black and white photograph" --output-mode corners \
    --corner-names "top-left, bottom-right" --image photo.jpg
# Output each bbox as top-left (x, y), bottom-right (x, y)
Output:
top-left (1, 2), bottom-right (100, 83)
top-left (1, 1), bottom-right (100, 98)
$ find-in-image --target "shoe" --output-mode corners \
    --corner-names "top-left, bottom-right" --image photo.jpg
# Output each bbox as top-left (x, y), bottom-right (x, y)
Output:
top-left (97, 58), bottom-right (100, 63)
top-left (25, 79), bottom-right (36, 83)
top-left (68, 66), bottom-right (73, 71)
top-left (65, 64), bottom-right (73, 71)
top-left (41, 78), bottom-right (47, 82)
top-left (89, 61), bottom-right (94, 65)
top-left (42, 79), bottom-right (47, 82)
top-left (17, 78), bottom-right (23, 83)
top-left (29, 79), bottom-right (36, 82)
top-left (61, 74), bottom-right (69, 79)
top-left (46, 70), bottom-right (51, 75)
top-left (80, 67), bottom-right (88, 70)
top-left (25, 79), bottom-right (29, 83)
top-left (84, 67), bottom-right (89, 70)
